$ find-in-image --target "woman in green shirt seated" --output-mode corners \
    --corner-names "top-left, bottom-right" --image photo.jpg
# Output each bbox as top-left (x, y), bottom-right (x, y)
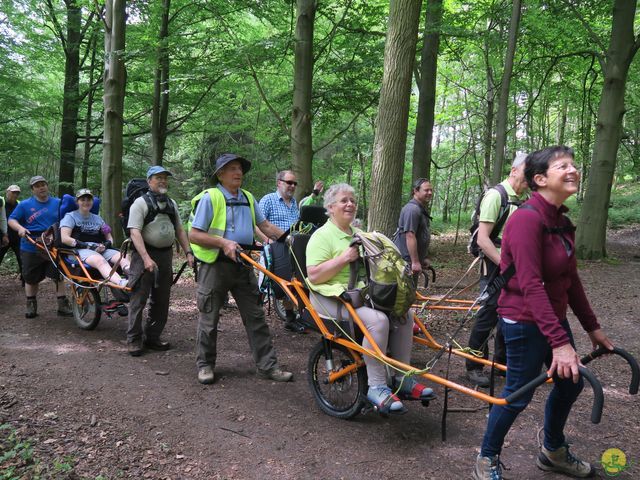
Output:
top-left (305, 183), bottom-right (433, 415)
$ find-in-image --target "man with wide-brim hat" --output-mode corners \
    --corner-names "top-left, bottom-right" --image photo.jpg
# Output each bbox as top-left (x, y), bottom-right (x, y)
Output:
top-left (8, 176), bottom-right (73, 318)
top-left (0, 184), bottom-right (23, 282)
top-left (126, 165), bottom-right (194, 357)
top-left (189, 153), bottom-right (293, 385)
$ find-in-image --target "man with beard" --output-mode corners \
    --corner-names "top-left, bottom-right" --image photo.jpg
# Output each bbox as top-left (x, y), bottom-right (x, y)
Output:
top-left (394, 178), bottom-right (434, 285)
top-left (126, 166), bottom-right (194, 356)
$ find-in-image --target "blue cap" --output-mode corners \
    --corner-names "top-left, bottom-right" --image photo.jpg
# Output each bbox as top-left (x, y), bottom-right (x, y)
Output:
top-left (146, 165), bottom-right (173, 178)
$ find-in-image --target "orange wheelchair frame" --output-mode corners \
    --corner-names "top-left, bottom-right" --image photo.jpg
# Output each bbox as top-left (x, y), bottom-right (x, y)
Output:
top-left (237, 238), bottom-right (638, 427)
top-left (26, 229), bottom-right (131, 330)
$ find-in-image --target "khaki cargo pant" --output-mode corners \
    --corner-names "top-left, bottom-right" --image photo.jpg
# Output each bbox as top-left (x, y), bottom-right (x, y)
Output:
top-left (195, 260), bottom-right (278, 372)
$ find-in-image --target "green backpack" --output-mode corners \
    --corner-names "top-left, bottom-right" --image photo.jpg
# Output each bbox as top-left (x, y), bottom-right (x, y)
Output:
top-left (349, 231), bottom-right (417, 317)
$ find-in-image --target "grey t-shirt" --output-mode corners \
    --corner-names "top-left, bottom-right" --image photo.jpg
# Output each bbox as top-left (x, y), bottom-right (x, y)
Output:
top-left (127, 195), bottom-right (180, 249)
top-left (60, 210), bottom-right (106, 244)
top-left (394, 199), bottom-right (431, 263)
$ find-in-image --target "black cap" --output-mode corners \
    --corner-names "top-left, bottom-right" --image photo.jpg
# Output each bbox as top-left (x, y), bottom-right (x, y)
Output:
top-left (212, 153), bottom-right (251, 177)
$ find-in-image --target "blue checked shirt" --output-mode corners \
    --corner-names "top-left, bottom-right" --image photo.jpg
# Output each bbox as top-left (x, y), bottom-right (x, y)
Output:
top-left (258, 191), bottom-right (299, 231)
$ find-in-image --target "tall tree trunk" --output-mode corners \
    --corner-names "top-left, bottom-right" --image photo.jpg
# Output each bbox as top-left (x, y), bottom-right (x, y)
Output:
top-left (102, 0), bottom-right (126, 245)
top-left (491, 0), bottom-right (522, 184)
top-left (557, 97), bottom-right (568, 145)
top-left (151, 0), bottom-right (171, 166)
top-left (82, 35), bottom-right (99, 188)
top-left (576, 0), bottom-right (638, 259)
top-left (291, 0), bottom-right (316, 200)
top-left (578, 108), bottom-right (592, 202)
top-left (411, 0), bottom-right (442, 182)
top-left (482, 32), bottom-right (496, 187)
top-left (369, 0), bottom-right (423, 236)
top-left (58, 0), bottom-right (82, 196)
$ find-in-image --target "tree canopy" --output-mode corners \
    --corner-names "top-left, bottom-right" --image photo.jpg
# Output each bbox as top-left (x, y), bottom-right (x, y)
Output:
top-left (1, 0), bottom-right (638, 258)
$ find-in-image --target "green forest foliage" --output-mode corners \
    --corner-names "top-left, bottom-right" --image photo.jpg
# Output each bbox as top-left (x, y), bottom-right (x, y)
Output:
top-left (0, 0), bottom-right (638, 230)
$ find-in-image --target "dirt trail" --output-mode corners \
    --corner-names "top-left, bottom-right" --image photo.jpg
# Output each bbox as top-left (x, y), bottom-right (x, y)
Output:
top-left (1, 229), bottom-right (639, 479)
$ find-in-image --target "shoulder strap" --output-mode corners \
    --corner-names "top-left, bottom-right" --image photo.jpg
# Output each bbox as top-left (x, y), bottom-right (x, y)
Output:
top-left (489, 184), bottom-right (511, 240)
top-left (142, 193), bottom-right (158, 226)
top-left (141, 193), bottom-right (178, 228)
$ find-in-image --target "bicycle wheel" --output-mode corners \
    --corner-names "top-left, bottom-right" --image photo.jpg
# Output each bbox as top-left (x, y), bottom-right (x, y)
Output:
top-left (72, 286), bottom-right (101, 330)
top-left (307, 339), bottom-right (367, 419)
top-left (273, 295), bottom-right (289, 322)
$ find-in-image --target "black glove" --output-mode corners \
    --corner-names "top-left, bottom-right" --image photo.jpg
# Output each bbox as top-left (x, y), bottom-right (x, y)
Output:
top-left (75, 240), bottom-right (89, 249)
top-left (102, 240), bottom-right (113, 250)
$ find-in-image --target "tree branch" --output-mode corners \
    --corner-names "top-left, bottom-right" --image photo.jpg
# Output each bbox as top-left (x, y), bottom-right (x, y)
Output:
top-left (560, 0), bottom-right (607, 68)
top-left (246, 54), bottom-right (290, 138)
top-left (166, 75), bottom-right (226, 134)
top-left (313, 96), bottom-right (377, 154)
top-left (314, 0), bottom-right (352, 63)
top-left (44, 0), bottom-right (66, 52)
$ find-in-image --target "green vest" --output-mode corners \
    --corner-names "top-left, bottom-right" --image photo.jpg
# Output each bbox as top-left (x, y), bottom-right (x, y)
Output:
top-left (188, 187), bottom-right (257, 264)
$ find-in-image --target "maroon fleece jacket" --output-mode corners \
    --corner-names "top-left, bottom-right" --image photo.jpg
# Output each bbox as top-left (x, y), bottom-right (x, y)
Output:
top-left (497, 192), bottom-right (600, 348)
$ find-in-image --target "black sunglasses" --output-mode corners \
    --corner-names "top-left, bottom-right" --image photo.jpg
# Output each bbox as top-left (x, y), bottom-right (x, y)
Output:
top-left (280, 180), bottom-right (298, 186)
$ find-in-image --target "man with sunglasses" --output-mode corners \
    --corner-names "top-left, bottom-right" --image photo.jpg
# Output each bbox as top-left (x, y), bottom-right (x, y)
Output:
top-left (258, 170), bottom-right (306, 333)
top-left (394, 178), bottom-right (434, 284)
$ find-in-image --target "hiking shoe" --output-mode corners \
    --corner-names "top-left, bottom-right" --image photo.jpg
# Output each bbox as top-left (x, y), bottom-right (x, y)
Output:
top-left (198, 366), bottom-right (215, 384)
top-left (143, 339), bottom-right (171, 351)
top-left (25, 298), bottom-right (38, 318)
top-left (536, 444), bottom-right (595, 478)
top-left (466, 369), bottom-right (490, 388)
top-left (57, 297), bottom-right (73, 317)
top-left (366, 385), bottom-right (407, 415)
top-left (394, 376), bottom-right (435, 401)
top-left (473, 454), bottom-right (503, 480)
top-left (128, 340), bottom-right (143, 357)
top-left (284, 319), bottom-right (306, 334)
top-left (102, 301), bottom-right (120, 313)
top-left (256, 367), bottom-right (293, 382)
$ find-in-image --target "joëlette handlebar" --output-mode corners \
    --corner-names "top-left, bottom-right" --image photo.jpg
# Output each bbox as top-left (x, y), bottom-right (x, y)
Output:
top-left (505, 366), bottom-right (604, 424)
top-left (581, 347), bottom-right (639, 395)
top-left (422, 266), bottom-right (436, 288)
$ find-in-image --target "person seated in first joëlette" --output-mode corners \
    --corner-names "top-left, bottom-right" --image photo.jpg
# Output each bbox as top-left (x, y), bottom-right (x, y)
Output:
top-left (305, 183), bottom-right (434, 415)
top-left (60, 188), bottom-right (130, 287)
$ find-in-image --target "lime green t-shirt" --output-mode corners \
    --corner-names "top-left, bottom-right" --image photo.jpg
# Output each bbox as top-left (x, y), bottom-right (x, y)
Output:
top-left (305, 220), bottom-right (364, 297)
top-left (477, 179), bottom-right (528, 254)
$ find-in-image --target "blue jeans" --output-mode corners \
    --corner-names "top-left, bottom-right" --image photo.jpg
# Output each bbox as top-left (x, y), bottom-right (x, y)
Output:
top-left (480, 319), bottom-right (584, 457)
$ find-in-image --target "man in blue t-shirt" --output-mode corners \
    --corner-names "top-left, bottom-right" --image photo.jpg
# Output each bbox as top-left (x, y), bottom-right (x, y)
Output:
top-left (8, 176), bottom-right (73, 318)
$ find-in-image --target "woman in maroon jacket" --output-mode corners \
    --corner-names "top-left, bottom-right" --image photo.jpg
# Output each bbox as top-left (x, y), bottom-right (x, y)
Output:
top-left (472, 146), bottom-right (614, 480)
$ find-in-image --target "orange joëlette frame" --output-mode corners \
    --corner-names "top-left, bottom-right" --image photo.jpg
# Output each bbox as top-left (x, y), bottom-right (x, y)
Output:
top-left (239, 250), bottom-right (514, 406)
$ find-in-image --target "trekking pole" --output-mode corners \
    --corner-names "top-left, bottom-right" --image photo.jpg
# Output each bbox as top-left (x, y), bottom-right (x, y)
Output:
top-left (172, 261), bottom-right (188, 285)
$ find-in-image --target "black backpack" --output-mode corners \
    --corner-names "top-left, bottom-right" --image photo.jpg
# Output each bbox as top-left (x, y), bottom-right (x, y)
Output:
top-left (120, 178), bottom-right (178, 235)
top-left (468, 184), bottom-right (521, 257)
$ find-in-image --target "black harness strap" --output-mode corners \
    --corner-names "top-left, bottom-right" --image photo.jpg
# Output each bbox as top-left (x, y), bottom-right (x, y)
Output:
top-left (479, 203), bottom-right (575, 304)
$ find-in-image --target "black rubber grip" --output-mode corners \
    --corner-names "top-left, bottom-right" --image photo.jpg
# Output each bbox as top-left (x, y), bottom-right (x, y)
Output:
top-left (578, 366), bottom-right (603, 424)
top-left (504, 371), bottom-right (549, 404)
top-left (505, 366), bottom-right (603, 424)
top-left (580, 347), bottom-right (639, 395)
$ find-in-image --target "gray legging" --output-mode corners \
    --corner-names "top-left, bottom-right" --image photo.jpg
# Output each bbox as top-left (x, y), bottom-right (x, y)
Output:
top-left (310, 293), bottom-right (413, 386)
